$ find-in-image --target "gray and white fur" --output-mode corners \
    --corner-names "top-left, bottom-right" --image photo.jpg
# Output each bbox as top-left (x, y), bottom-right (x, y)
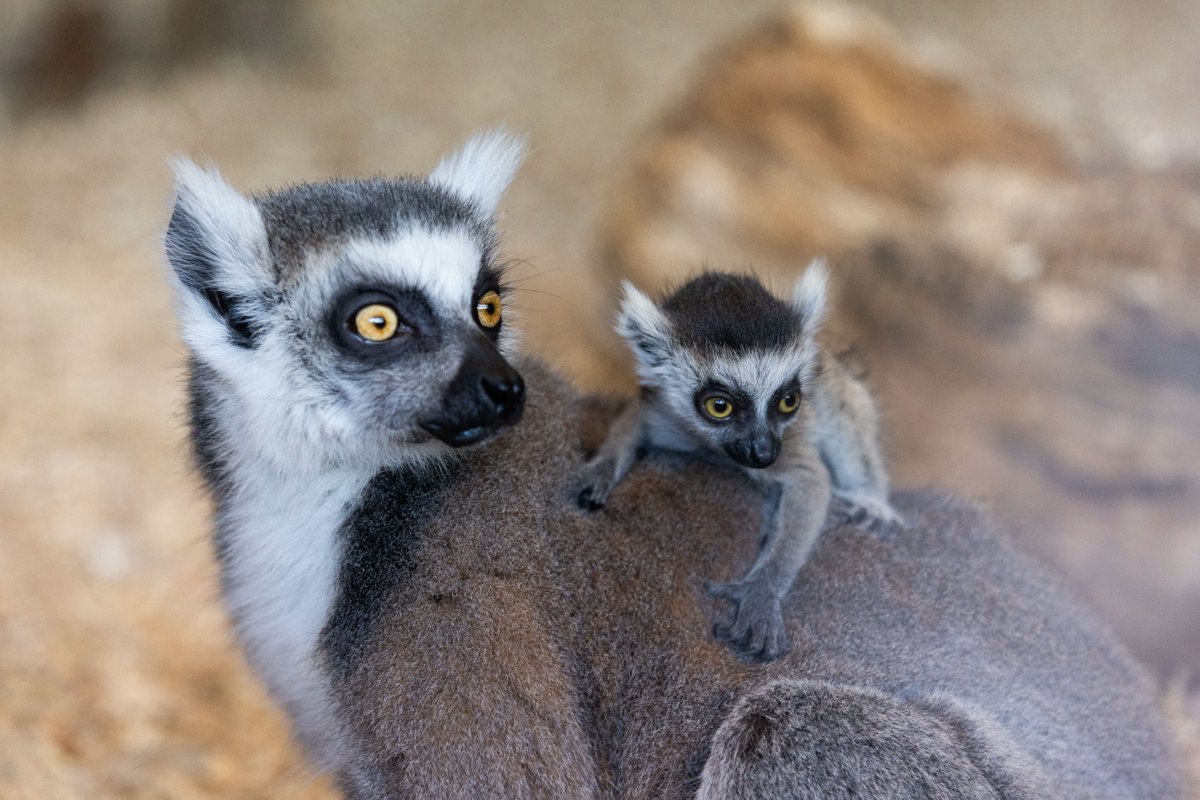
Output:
top-left (166, 130), bottom-right (529, 771)
top-left (578, 266), bottom-right (899, 660)
top-left (166, 133), bottom-right (1182, 798)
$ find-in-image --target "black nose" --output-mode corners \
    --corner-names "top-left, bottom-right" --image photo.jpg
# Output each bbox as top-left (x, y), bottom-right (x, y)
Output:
top-left (481, 373), bottom-right (525, 423)
top-left (726, 432), bottom-right (780, 469)
top-left (749, 435), bottom-right (778, 468)
top-left (419, 333), bottom-right (526, 447)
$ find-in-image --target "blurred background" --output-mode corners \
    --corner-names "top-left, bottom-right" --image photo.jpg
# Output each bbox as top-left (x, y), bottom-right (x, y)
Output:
top-left (0, 1), bottom-right (1197, 796)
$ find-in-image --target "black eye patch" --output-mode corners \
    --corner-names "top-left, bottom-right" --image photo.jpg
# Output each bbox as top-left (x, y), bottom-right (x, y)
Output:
top-left (770, 383), bottom-right (804, 417)
top-left (328, 287), bottom-right (441, 362)
top-left (694, 382), bottom-right (752, 420)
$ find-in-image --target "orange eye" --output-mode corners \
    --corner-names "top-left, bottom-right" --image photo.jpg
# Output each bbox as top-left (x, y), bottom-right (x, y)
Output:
top-left (475, 290), bottom-right (502, 329)
top-left (778, 392), bottom-right (800, 414)
top-left (353, 303), bottom-right (400, 341)
top-left (702, 395), bottom-right (734, 420)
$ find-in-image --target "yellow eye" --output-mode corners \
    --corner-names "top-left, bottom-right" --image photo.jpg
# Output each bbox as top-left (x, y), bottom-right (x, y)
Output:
top-left (353, 303), bottom-right (400, 341)
top-left (702, 395), bottom-right (735, 420)
top-left (778, 392), bottom-right (800, 414)
top-left (475, 290), bottom-right (502, 329)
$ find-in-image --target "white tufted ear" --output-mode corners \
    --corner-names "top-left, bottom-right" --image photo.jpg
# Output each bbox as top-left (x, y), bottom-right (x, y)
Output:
top-left (615, 281), bottom-right (675, 381)
top-left (791, 258), bottom-right (829, 330)
top-left (429, 128), bottom-right (527, 218)
top-left (165, 157), bottom-right (274, 353)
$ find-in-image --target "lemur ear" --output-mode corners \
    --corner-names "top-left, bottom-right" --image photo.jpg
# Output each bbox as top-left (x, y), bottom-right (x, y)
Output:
top-left (165, 157), bottom-right (273, 351)
top-left (616, 281), bottom-right (673, 376)
top-left (791, 258), bottom-right (829, 330)
top-left (429, 128), bottom-right (527, 218)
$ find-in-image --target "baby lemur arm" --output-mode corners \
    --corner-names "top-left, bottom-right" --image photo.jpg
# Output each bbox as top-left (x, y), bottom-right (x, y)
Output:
top-left (709, 444), bottom-right (831, 661)
top-left (810, 350), bottom-right (900, 526)
top-left (576, 396), bottom-right (645, 509)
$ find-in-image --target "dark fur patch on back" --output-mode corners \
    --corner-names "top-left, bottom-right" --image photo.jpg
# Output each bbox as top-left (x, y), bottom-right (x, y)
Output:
top-left (322, 464), bottom-right (460, 680)
top-left (660, 273), bottom-right (803, 353)
top-left (255, 177), bottom-right (495, 286)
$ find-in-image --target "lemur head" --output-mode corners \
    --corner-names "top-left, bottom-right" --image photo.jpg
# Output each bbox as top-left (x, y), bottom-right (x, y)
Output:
top-left (618, 263), bottom-right (828, 469)
top-left (166, 130), bottom-right (528, 474)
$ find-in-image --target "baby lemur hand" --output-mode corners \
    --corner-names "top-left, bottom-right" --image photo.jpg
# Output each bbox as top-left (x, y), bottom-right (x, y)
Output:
top-left (708, 578), bottom-right (789, 661)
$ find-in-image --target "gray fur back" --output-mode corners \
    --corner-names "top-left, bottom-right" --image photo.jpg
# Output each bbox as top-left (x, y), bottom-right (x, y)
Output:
top-left (327, 360), bottom-right (1181, 798)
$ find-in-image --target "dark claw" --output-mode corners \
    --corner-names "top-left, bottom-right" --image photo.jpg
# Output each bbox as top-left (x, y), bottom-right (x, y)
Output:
top-left (576, 486), bottom-right (604, 511)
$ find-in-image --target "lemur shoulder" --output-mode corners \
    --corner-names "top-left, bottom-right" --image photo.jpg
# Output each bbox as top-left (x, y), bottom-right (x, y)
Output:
top-left (577, 266), bottom-right (900, 660)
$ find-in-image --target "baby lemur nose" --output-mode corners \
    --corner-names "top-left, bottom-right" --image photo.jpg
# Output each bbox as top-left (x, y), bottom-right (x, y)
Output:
top-left (749, 435), bottom-right (780, 468)
top-left (730, 432), bottom-right (780, 469)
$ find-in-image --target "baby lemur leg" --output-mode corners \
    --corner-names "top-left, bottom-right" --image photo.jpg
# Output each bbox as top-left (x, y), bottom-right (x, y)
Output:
top-left (577, 397), bottom-right (644, 510)
top-left (709, 444), bottom-right (831, 661)
top-left (811, 351), bottom-right (902, 528)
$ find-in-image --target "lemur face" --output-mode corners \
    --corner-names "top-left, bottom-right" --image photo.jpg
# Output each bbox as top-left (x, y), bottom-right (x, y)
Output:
top-left (284, 221), bottom-right (523, 451)
top-left (619, 267), bottom-right (828, 469)
top-left (166, 131), bottom-right (528, 470)
top-left (688, 355), bottom-right (806, 468)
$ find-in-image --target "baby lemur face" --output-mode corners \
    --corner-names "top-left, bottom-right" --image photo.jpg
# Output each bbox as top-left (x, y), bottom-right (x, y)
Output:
top-left (166, 131), bottom-right (528, 472)
top-left (619, 268), bottom-right (827, 469)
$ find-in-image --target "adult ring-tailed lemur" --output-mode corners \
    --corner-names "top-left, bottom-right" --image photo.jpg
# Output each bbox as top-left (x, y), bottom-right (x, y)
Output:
top-left (165, 131), bottom-right (1183, 798)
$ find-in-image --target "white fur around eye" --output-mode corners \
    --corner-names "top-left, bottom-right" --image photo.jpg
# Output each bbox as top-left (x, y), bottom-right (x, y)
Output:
top-left (707, 348), bottom-right (816, 414)
top-left (338, 228), bottom-right (483, 316)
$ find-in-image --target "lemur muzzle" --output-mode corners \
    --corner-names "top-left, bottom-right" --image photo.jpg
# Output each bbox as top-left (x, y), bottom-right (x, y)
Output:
top-left (419, 333), bottom-right (525, 447)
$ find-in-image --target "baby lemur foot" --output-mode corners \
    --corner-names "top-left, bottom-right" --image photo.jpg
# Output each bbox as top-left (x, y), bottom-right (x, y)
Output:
top-left (834, 490), bottom-right (905, 532)
top-left (576, 458), bottom-right (619, 511)
top-left (708, 580), bottom-right (790, 662)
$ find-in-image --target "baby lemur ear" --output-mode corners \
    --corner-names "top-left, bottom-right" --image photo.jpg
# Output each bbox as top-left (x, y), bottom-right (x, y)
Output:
top-left (429, 128), bottom-right (528, 218)
top-left (165, 157), bottom-right (274, 352)
top-left (616, 281), bottom-right (674, 377)
top-left (791, 258), bottom-right (829, 331)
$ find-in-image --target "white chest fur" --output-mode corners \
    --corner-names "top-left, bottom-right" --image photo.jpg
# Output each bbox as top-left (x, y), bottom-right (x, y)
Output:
top-left (220, 463), bottom-right (372, 769)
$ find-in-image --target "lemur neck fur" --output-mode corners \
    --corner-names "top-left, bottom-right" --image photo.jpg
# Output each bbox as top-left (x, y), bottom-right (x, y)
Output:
top-left (206, 381), bottom-right (379, 770)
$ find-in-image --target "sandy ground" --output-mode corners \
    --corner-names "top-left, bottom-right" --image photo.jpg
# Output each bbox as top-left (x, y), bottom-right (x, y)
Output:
top-left (1, 1), bottom-right (1197, 796)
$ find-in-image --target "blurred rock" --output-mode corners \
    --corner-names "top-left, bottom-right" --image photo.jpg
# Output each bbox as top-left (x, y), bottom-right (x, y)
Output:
top-left (601, 4), bottom-right (1200, 676)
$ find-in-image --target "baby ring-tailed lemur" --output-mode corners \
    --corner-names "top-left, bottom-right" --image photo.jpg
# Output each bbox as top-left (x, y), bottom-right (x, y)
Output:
top-left (577, 264), bottom-right (900, 661)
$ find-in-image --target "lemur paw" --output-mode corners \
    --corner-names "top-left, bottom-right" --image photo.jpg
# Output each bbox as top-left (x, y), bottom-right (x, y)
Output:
top-left (576, 458), bottom-right (619, 511)
top-left (834, 491), bottom-right (906, 532)
top-left (708, 580), bottom-right (790, 662)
